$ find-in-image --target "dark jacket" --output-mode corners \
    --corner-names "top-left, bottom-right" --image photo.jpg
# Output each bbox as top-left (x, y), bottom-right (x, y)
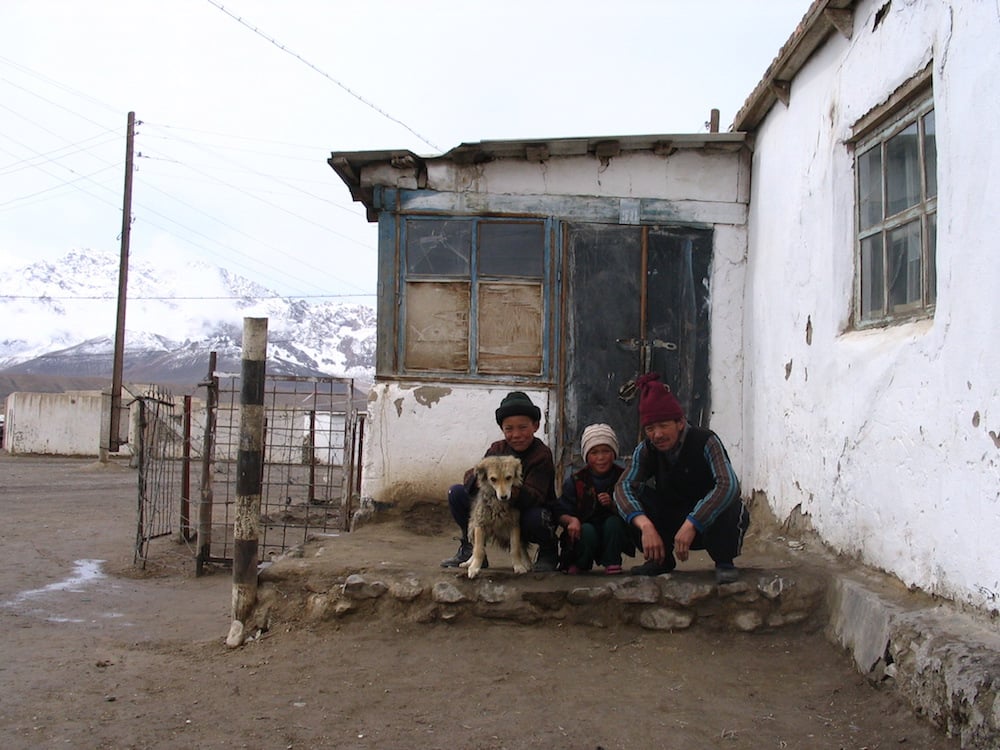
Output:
top-left (556, 463), bottom-right (624, 525)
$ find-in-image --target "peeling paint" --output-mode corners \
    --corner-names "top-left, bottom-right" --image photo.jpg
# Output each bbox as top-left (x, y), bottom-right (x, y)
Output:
top-left (784, 359), bottom-right (793, 380)
top-left (972, 411), bottom-right (980, 427)
top-left (392, 398), bottom-right (405, 418)
top-left (805, 315), bottom-right (813, 345)
top-left (990, 431), bottom-right (1000, 450)
top-left (413, 386), bottom-right (451, 408)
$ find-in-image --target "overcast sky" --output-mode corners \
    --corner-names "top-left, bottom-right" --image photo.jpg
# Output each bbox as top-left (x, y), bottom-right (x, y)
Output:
top-left (1, 0), bottom-right (811, 304)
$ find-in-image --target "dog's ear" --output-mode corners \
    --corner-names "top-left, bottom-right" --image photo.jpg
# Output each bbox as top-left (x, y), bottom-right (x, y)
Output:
top-left (513, 460), bottom-right (523, 484)
top-left (475, 461), bottom-right (489, 485)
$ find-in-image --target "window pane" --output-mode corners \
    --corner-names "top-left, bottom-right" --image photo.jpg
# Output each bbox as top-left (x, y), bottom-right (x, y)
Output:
top-left (860, 234), bottom-right (884, 319)
top-left (887, 220), bottom-right (922, 311)
top-left (886, 123), bottom-right (921, 216)
top-left (405, 220), bottom-right (471, 276)
top-left (923, 110), bottom-right (937, 198)
top-left (478, 221), bottom-right (545, 277)
top-left (858, 146), bottom-right (883, 230)
top-left (404, 281), bottom-right (470, 371)
top-left (927, 211), bottom-right (937, 305)
top-left (477, 282), bottom-right (543, 374)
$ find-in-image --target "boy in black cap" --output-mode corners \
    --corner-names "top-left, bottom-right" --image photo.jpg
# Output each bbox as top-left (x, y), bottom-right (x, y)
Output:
top-left (441, 391), bottom-right (560, 572)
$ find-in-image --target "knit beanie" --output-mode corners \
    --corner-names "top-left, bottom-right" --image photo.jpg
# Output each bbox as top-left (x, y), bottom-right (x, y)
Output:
top-left (580, 423), bottom-right (619, 460)
top-left (637, 372), bottom-right (684, 427)
top-left (495, 391), bottom-right (541, 426)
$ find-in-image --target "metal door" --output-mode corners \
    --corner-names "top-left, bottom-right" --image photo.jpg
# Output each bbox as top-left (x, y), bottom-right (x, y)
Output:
top-left (561, 223), bottom-right (713, 469)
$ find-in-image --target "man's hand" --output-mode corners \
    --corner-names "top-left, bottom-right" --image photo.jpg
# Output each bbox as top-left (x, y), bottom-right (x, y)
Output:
top-left (634, 516), bottom-right (666, 564)
top-left (674, 519), bottom-right (697, 562)
top-left (596, 491), bottom-right (613, 508)
top-left (562, 515), bottom-right (582, 543)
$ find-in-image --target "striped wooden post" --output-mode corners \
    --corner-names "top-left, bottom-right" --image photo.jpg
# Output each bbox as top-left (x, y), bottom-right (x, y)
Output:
top-left (227, 317), bottom-right (267, 647)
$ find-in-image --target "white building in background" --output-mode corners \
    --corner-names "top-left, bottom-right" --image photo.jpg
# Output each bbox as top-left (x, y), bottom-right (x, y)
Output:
top-left (329, 0), bottom-right (999, 613)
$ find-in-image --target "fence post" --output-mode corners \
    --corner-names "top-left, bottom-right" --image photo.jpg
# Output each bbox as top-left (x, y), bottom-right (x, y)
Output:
top-left (196, 352), bottom-right (218, 576)
top-left (227, 318), bottom-right (267, 647)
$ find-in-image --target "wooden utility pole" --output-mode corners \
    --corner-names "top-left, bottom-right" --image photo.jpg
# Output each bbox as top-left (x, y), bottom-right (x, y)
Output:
top-left (103, 111), bottom-right (136, 456)
top-left (227, 318), bottom-right (268, 647)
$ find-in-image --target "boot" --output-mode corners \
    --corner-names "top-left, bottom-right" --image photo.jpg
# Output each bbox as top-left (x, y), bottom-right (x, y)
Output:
top-left (532, 544), bottom-right (560, 573)
top-left (440, 539), bottom-right (488, 569)
top-left (440, 539), bottom-right (472, 568)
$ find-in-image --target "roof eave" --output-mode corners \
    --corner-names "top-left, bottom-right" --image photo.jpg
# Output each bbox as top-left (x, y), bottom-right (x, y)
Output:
top-left (732, 0), bottom-right (860, 133)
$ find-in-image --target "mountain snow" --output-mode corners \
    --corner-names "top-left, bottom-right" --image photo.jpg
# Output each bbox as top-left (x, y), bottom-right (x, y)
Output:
top-left (0, 249), bottom-right (376, 380)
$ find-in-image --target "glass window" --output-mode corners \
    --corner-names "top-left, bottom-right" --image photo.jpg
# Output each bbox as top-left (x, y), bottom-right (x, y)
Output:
top-left (405, 220), bottom-right (471, 276)
top-left (479, 221), bottom-right (545, 277)
top-left (401, 217), bottom-right (548, 377)
top-left (854, 95), bottom-right (936, 326)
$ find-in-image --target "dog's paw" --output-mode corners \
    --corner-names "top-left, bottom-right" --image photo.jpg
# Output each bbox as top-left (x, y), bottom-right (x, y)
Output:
top-left (458, 559), bottom-right (470, 568)
top-left (466, 564), bottom-right (481, 579)
top-left (513, 563), bottom-right (530, 575)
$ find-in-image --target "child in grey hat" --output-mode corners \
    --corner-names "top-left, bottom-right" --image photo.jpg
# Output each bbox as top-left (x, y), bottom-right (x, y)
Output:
top-left (554, 423), bottom-right (633, 574)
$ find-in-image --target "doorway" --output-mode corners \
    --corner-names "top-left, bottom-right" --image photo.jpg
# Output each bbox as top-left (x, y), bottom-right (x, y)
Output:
top-left (560, 223), bottom-right (713, 471)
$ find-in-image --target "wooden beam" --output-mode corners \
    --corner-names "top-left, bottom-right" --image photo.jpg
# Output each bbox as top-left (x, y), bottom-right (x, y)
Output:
top-left (771, 80), bottom-right (792, 106)
top-left (525, 144), bottom-right (549, 163)
top-left (824, 8), bottom-right (854, 39)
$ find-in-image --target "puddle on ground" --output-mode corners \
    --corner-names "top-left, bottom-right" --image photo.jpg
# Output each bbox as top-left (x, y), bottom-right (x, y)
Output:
top-left (1, 559), bottom-right (127, 625)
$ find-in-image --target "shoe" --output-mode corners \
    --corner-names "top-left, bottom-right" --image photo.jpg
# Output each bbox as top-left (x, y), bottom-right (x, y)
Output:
top-left (440, 540), bottom-right (472, 568)
top-left (629, 559), bottom-right (676, 576)
top-left (715, 564), bottom-right (739, 584)
top-left (604, 564), bottom-right (623, 575)
top-left (565, 564), bottom-right (581, 575)
top-left (533, 546), bottom-right (559, 573)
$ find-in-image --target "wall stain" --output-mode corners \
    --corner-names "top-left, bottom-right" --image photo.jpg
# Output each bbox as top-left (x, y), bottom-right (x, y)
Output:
top-left (413, 386), bottom-right (451, 408)
top-left (990, 430), bottom-right (1000, 450)
top-left (805, 316), bottom-right (813, 346)
top-left (972, 411), bottom-right (980, 427)
top-left (393, 398), bottom-right (404, 417)
top-left (784, 359), bottom-right (793, 380)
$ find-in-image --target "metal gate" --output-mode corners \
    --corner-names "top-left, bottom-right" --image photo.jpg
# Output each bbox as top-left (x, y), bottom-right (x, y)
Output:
top-left (133, 362), bottom-right (365, 572)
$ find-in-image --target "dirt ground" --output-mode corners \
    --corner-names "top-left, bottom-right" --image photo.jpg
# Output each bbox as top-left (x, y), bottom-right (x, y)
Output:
top-left (0, 455), bottom-right (960, 750)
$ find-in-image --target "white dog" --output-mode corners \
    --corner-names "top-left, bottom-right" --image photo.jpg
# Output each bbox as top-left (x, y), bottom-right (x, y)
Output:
top-left (460, 455), bottom-right (531, 579)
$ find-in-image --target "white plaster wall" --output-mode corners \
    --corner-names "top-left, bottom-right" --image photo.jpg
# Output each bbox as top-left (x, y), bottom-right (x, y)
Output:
top-left (425, 149), bottom-right (744, 202)
top-left (745, 0), bottom-right (1000, 610)
top-left (5, 392), bottom-right (110, 456)
top-left (708, 222), bottom-right (748, 473)
top-left (360, 383), bottom-right (552, 508)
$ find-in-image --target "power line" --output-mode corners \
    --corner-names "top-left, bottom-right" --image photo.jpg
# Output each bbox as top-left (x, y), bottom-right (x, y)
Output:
top-left (0, 293), bottom-right (375, 301)
top-left (204, 0), bottom-right (441, 152)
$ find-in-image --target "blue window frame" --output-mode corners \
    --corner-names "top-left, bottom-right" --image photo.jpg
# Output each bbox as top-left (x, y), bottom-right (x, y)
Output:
top-left (399, 216), bottom-right (552, 378)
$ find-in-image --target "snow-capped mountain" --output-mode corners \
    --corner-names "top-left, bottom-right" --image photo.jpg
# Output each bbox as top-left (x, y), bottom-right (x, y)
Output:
top-left (0, 250), bottom-right (376, 384)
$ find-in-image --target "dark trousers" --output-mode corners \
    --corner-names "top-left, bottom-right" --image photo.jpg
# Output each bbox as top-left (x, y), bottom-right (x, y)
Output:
top-left (630, 488), bottom-right (750, 566)
top-left (571, 515), bottom-right (633, 569)
top-left (447, 484), bottom-right (557, 550)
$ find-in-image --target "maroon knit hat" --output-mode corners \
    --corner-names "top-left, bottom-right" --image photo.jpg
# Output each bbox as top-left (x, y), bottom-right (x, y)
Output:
top-left (637, 372), bottom-right (684, 426)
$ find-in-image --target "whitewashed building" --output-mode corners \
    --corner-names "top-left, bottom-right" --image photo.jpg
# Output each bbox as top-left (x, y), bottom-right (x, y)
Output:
top-left (734, 0), bottom-right (1000, 612)
top-left (329, 0), bottom-right (1000, 613)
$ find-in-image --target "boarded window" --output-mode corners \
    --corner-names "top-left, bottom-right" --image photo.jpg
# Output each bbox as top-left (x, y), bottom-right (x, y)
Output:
top-left (478, 283), bottom-right (543, 374)
top-left (404, 281), bottom-right (470, 372)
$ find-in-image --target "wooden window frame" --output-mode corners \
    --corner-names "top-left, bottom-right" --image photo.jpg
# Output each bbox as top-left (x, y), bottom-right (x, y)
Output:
top-left (851, 73), bottom-right (936, 328)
